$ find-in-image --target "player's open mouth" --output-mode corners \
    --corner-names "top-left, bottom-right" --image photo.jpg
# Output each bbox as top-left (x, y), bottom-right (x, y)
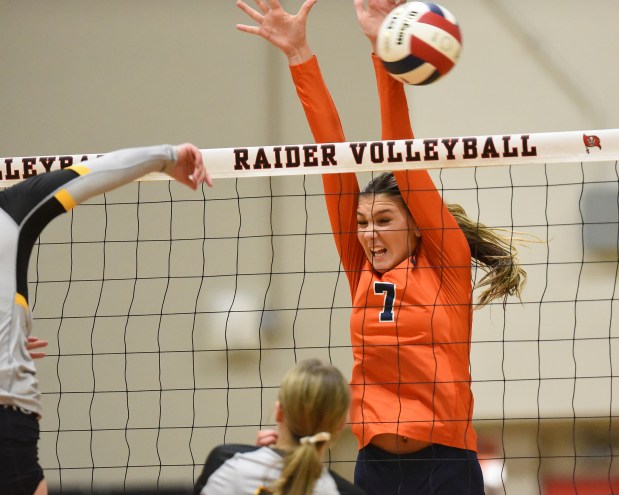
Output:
top-left (371, 248), bottom-right (387, 257)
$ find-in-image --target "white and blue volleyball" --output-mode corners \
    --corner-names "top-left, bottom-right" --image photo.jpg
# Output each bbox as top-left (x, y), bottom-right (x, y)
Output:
top-left (376, 2), bottom-right (462, 85)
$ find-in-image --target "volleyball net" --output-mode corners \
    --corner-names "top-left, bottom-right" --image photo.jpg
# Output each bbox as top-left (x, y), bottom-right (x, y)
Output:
top-left (3, 129), bottom-right (618, 494)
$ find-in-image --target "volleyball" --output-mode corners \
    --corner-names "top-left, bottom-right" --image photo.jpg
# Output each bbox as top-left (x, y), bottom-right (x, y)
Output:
top-left (376, 1), bottom-right (462, 85)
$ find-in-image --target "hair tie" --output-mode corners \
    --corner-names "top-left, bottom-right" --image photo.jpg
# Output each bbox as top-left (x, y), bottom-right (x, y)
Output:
top-left (299, 432), bottom-right (331, 445)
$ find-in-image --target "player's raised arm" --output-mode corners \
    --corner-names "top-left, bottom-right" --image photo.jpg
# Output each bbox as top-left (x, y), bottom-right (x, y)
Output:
top-left (0, 141), bottom-right (212, 495)
top-left (236, 0), bottom-right (365, 287)
top-left (69, 143), bottom-right (211, 205)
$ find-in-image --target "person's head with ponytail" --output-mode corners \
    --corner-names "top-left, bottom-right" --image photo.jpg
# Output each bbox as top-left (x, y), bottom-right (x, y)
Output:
top-left (270, 359), bottom-right (350, 495)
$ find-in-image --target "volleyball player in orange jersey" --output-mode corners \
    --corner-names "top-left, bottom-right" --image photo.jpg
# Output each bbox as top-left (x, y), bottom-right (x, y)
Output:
top-left (237, 1), bottom-right (526, 493)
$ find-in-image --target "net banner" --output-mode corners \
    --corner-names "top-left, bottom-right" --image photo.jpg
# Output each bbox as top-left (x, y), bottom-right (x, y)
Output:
top-left (1, 128), bottom-right (618, 186)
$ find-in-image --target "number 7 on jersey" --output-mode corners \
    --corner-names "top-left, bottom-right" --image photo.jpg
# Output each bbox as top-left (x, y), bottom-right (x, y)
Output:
top-left (374, 282), bottom-right (396, 322)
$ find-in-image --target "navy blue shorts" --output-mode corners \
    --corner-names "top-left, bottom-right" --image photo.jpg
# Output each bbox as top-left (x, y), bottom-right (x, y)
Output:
top-left (0, 406), bottom-right (44, 495)
top-left (355, 443), bottom-right (485, 495)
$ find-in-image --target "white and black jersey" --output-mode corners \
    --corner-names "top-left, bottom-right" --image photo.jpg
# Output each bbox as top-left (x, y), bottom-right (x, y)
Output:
top-left (194, 444), bottom-right (364, 495)
top-left (0, 145), bottom-right (179, 417)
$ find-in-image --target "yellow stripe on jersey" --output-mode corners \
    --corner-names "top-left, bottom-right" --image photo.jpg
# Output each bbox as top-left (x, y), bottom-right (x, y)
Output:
top-left (67, 164), bottom-right (91, 176)
top-left (54, 189), bottom-right (77, 211)
top-left (15, 293), bottom-right (29, 311)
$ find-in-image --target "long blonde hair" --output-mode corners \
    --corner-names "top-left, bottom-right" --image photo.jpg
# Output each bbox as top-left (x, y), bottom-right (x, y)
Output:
top-left (361, 172), bottom-right (527, 308)
top-left (270, 359), bottom-right (350, 495)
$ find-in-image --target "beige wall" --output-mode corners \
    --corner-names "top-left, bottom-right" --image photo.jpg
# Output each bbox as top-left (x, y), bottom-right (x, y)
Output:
top-left (2, 1), bottom-right (619, 492)
top-left (2, 0), bottom-right (617, 157)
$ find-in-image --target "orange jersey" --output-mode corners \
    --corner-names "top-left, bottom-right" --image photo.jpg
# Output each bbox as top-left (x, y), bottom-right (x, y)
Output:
top-left (290, 56), bottom-right (477, 452)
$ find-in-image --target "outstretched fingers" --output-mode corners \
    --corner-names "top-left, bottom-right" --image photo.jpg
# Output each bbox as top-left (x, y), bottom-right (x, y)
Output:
top-left (234, 0), bottom-right (317, 62)
top-left (236, 0), bottom-right (263, 23)
top-left (236, 0), bottom-right (263, 34)
top-left (298, 0), bottom-right (319, 19)
top-left (355, 0), bottom-right (405, 47)
top-left (353, 0), bottom-right (365, 17)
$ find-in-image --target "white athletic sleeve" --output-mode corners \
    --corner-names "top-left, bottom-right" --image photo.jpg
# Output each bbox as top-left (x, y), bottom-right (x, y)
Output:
top-left (62, 144), bottom-right (177, 208)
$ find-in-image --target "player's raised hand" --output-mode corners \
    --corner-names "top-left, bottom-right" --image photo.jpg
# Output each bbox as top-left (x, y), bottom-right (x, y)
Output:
top-left (169, 143), bottom-right (213, 190)
top-left (236, 0), bottom-right (317, 65)
top-left (354, 0), bottom-right (405, 51)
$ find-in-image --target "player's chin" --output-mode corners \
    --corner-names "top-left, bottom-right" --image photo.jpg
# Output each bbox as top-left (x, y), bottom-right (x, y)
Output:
top-left (370, 259), bottom-right (390, 274)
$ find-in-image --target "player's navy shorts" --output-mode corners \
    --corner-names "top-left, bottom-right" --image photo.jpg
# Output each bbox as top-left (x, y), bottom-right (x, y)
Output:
top-left (0, 405), bottom-right (44, 495)
top-left (355, 442), bottom-right (485, 495)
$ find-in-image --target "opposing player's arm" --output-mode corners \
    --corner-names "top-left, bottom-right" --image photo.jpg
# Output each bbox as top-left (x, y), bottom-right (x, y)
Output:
top-left (3, 144), bottom-right (210, 221)
top-left (3, 143), bottom-right (211, 304)
top-left (62, 144), bottom-right (210, 209)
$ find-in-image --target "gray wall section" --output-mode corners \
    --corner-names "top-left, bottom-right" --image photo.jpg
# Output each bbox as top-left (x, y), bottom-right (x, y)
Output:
top-left (2, 0), bottom-right (619, 491)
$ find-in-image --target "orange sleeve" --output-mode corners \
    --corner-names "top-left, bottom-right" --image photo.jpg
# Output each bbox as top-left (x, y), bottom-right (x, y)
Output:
top-left (290, 57), bottom-right (365, 293)
top-left (372, 55), bottom-right (470, 270)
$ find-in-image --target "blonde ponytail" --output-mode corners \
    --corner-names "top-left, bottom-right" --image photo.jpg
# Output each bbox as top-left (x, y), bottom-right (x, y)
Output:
top-left (271, 440), bottom-right (327, 495)
top-left (446, 203), bottom-right (528, 308)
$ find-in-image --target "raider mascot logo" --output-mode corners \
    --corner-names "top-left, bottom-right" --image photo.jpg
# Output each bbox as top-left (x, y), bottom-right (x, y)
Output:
top-left (583, 134), bottom-right (602, 154)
